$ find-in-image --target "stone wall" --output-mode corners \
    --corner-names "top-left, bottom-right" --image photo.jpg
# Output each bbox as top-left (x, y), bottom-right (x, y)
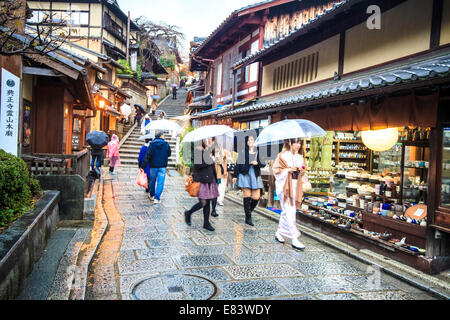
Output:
top-left (36, 175), bottom-right (84, 220)
top-left (0, 191), bottom-right (60, 300)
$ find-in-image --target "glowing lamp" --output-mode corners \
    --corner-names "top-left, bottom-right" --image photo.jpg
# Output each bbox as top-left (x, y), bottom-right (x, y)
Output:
top-left (99, 100), bottom-right (105, 109)
top-left (361, 128), bottom-right (399, 152)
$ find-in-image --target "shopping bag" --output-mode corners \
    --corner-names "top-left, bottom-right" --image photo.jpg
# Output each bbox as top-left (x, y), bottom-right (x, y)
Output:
top-left (136, 169), bottom-right (148, 189)
top-left (185, 176), bottom-right (200, 197)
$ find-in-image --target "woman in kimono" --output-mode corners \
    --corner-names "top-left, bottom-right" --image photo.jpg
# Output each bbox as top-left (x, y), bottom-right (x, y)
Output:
top-left (272, 138), bottom-right (307, 250)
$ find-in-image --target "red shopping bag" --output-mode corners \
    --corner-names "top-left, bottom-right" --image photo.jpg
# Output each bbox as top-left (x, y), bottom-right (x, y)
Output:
top-left (136, 169), bottom-right (148, 189)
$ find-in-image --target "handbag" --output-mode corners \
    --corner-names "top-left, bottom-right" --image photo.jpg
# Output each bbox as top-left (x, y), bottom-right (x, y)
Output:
top-left (302, 174), bottom-right (312, 192)
top-left (185, 175), bottom-right (200, 197)
top-left (136, 169), bottom-right (148, 189)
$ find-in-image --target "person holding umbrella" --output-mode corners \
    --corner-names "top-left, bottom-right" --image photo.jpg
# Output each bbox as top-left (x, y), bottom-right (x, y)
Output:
top-left (184, 138), bottom-right (218, 231)
top-left (232, 133), bottom-right (264, 226)
top-left (140, 131), bottom-right (171, 204)
top-left (86, 130), bottom-right (109, 172)
top-left (138, 135), bottom-right (153, 193)
top-left (254, 119), bottom-right (326, 250)
top-left (134, 105), bottom-right (144, 125)
top-left (172, 86), bottom-right (177, 100)
top-left (272, 138), bottom-right (307, 250)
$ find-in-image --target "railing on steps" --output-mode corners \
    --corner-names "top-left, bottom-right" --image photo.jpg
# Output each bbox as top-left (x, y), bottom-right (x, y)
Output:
top-left (21, 148), bottom-right (91, 178)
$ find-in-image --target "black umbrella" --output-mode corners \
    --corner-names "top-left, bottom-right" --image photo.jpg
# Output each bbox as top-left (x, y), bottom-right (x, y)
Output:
top-left (134, 104), bottom-right (145, 112)
top-left (86, 131), bottom-right (109, 149)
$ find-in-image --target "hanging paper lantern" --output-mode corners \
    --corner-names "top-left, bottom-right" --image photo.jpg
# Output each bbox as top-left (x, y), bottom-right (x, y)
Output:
top-left (361, 128), bottom-right (399, 152)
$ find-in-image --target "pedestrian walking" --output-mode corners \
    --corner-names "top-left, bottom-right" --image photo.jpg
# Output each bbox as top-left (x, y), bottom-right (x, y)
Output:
top-left (141, 114), bottom-right (152, 135)
top-left (172, 86), bottom-right (177, 100)
top-left (184, 139), bottom-right (218, 231)
top-left (158, 111), bottom-right (166, 120)
top-left (134, 106), bottom-right (143, 125)
top-left (217, 149), bottom-right (232, 206)
top-left (272, 138), bottom-right (307, 250)
top-left (232, 133), bottom-right (264, 226)
top-left (107, 134), bottom-right (120, 175)
top-left (210, 137), bottom-right (223, 217)
top-left (86, 130), bottom-right (109, 173)
top-left (140, 131), bottom-right (171, 204)
top-left (138, 138), bottom-right (152, 193)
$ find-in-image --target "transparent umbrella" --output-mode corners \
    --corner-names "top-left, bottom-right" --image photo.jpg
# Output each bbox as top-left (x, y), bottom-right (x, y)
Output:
top-left (182, 125), bottom-right (236, 144)
top-left (138, 132), bottom-right (155, 141)
top-left (144, 119), bottom-right (182, 134)
top-left (254, 119), bottom-right (326, 146)
top-left (120, 104), bottom-right (132, 117)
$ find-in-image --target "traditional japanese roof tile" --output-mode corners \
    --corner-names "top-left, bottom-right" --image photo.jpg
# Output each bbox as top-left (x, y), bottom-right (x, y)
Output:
top-left (231, 0), bottom-right (350, 70)
top-left (192, 0), bottom-right (288, 56)
top-left (218, 51), bottom-right (450, 118)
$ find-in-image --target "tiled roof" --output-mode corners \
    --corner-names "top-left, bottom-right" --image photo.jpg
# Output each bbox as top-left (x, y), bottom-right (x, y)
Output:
top-left (219, 52), bottom-right (450, 118)
top-left (231, 0), bottom-right (349, 70)
top-left (192, 0), bottom-right (281, 56)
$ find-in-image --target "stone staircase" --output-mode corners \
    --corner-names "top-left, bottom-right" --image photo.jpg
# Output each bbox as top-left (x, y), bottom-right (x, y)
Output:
top-left (116, 89), bottom-right (188, 170)
top-left (119, 126), bottom-right (178, 169)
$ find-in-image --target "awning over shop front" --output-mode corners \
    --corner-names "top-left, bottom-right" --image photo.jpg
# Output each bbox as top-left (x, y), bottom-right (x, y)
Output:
top-left (220, 50), bottom-right (450, 130)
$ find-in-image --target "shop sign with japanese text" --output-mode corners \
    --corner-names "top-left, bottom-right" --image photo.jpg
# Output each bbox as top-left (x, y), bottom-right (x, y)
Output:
top-left (0, 68), bottom-right (20, 156)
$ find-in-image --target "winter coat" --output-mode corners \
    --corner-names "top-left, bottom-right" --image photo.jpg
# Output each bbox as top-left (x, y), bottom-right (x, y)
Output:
top-left (233, 148), bottom-right (263, 178)
top-left (193, 147), bottom-right (217, 184)
top-left (141, 138), bottom-right (171, 169)
top-left (138, 143), bottom-right (151, 177)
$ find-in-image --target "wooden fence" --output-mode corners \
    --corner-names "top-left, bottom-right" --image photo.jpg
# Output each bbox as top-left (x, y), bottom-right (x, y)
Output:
top-left (21, 148), bottom-right (91, 178)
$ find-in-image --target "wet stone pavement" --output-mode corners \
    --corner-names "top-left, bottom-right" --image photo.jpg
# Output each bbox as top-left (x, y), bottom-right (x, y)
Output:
top-left (88, 166), bottom-right (438, 300)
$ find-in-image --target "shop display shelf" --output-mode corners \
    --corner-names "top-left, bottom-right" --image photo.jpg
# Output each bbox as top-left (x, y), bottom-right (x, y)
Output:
top-left (336, 139), bottom-right (363, 144)
top-left (404, 166), bottom-right (428, 170)
top-left (303, 200), bottom-right (362, 224)
top-left (361, 211), bottom-right (426, 248)
top-left (297, 210), bottom-right (421, 256)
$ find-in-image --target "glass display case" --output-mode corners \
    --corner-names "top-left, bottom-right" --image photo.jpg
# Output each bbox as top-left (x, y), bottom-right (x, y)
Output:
top-left (372, 143), bottom-right (402, 174)
top-left (441, 128), bottom-right (450, 208)
top-left (401, 141), bottom-right (430, 205)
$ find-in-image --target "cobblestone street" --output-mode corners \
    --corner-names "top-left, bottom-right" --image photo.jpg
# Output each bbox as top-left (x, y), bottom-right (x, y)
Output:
top-left (85, 166), bottom-right (438, 300)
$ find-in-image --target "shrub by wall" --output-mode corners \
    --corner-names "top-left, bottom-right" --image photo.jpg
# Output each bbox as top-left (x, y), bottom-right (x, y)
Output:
top-left (0, 149), bottom-right (42, 228)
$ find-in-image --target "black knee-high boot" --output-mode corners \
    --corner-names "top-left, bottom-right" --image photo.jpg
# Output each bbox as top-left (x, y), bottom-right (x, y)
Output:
top-left (203, 200), bottom-right (215, 231)
top-left (243, 197), bottom-right (254, 226)
top-left (211, 198), bottom-right (218, 217)
top-left (250, 198), bottom-right (259, 212)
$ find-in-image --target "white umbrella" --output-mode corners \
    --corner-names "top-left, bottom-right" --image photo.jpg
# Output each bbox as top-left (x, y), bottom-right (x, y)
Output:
top-left (120, 104), bottom-right (132, 117)
top-left (144, 119), bottom-right (182, 134)
top-left (254, 119), bottom-right (326, 147)
top-left (182, 125), bottom-right (236, 143)
top-left (138, 132), bottom-right (155, 141)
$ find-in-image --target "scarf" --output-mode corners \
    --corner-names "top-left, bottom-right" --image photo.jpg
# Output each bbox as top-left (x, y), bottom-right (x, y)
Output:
top-left (272, 151), bottom-right (303, 210)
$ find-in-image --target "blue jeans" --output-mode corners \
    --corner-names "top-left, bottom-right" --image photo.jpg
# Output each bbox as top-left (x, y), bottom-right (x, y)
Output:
top-left (149, 168), bottom-right (166, 200)
top-left (91, 155), bottom-right (102, 170)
